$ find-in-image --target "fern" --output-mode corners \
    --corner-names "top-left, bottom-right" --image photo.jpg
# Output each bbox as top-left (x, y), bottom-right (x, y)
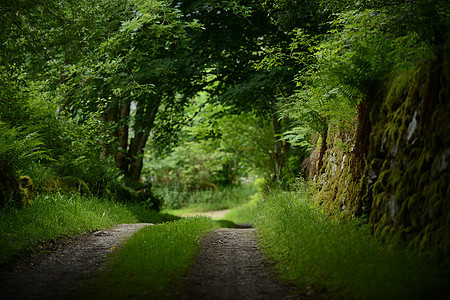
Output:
top-left (0, 122), bottom-right (51, 207)
top-left (0, 123), bottom-right (51, 175)
top-left (280, 126), bottom-right (313, 149)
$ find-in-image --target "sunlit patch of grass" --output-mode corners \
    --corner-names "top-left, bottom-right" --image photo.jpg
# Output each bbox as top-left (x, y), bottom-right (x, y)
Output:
top-left (162, 207), bottom-right (201, 216)
top-left (254, 190), bottom-right (447, 299)
top-left (81, 217), bottom-right (218, 299)
top-left (155, 184), bottom-right (256, 211)
top-left (0, 193), bottom-right (177, 265)
top-left (224, 194), bottom-right (260, 224)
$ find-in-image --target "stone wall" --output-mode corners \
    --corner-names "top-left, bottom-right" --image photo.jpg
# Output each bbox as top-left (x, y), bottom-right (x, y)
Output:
top-left (310, 44), bottom-right (449, 260)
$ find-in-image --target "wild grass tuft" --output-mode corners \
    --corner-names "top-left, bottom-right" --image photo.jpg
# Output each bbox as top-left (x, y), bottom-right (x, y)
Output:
top-left (0, 193), bottom-right (177, 265)
top-left (229, 189), bottom-right (447, 298)
top-left (81, 217), bottom-right (218, 299)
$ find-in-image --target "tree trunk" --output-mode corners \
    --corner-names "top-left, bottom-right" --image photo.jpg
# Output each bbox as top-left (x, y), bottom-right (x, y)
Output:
top-left (317, 126), bottom-right (328, 173)
top-left (106, 98), bottom-right (130, 173)
top-left (127, 130), bottom-right (150, 181)
top-left (352, 94), bottom-right (376, 176)
top-left (104, 96), bottom-right (160, 183)
top-left (126, 98), bottom-right (160, 181)
top-left (117, 99), bottom-right (131, 172)
top-left (271, 113), bottom-right (285, 181)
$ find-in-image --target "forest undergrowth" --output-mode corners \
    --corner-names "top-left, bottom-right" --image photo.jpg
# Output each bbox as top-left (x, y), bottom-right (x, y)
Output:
top-left (0, 0), bottom-right (448, 298)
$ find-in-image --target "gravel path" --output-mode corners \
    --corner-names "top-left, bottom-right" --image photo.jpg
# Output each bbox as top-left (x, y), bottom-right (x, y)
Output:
top-left (170, 228), bottom-right (299, 300)
top-left (0, 223), bottom-right (153, 300)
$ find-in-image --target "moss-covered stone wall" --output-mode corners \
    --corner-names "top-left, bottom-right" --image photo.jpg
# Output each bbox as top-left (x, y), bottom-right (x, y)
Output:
top-left (310, 45), bottom-right (449, 259)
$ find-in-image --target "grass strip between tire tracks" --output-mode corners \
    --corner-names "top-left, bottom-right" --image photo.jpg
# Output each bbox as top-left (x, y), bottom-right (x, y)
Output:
top-left (80, 216), bottom-right (222, 299)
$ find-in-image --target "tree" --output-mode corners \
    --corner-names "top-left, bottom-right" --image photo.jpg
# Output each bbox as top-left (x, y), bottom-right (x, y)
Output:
top-left (0, 0), bottom-right (198, 204)
top-left (164, 0), bottom-right (301, 181)
top-left (53, 0), bottom-right (203, 189)
top-left (147, 93), bottom-right (277, 189)
top-left (257, 0), bottom-right (445, 177)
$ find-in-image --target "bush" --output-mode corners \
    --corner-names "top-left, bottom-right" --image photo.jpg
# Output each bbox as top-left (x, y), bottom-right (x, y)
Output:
top-left (0, 65), bottom-right (127, 202)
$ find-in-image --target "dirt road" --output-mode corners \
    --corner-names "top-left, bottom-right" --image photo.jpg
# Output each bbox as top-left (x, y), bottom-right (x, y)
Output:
top-left (170, 228), bottom-right (298, 299)
top-left (0, 223), bottom-right (153, 300)
top-left (1, 222), bottom-right (300, 299)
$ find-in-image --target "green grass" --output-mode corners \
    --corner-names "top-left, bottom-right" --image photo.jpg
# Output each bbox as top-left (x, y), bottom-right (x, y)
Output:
top-left (0, 193), bottom-right (178, 265)
top-left (224, 194), bottom-right (259, 224)
top-left (155, 184), bottom-right (256, 211)
top-left (80, 217), bottom-right (220, 299)
top-left (162, 206), bottom-right (202, 216)
top-left (227, 189), bottom-right (448, 299)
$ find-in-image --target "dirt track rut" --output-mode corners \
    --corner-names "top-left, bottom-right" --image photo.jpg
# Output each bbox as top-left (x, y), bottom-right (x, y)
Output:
top-left (170, 228), bottom-right (298, 300)
top-left (1, 222), bottom-right (300, 299)
top-left (0, 223), bottom-right (152, 300)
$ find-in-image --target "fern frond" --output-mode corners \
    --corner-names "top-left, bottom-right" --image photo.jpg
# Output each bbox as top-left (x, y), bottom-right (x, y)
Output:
top-left (0, 123), bottom-right (50, 176)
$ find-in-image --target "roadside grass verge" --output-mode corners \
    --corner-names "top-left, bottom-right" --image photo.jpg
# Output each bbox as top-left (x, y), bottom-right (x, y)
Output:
top-left (80, 217), bottom-right (220, 299)
top-left (228, 189), bottom-right (447, 299)
top-left (155, 183), bottom-right (256, 211)
top-left (0, 193), bottom-right (177, 265)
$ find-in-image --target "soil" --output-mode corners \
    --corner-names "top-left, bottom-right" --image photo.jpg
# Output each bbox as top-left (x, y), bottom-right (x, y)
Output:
top-left (0, 223), bottom-right (153, 300)
top-left (169, 228), bottom-right (300, 300)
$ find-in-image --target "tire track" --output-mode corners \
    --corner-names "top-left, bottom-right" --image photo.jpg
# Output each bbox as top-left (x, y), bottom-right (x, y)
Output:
top-left (171, 228), bottom-right (299, 300)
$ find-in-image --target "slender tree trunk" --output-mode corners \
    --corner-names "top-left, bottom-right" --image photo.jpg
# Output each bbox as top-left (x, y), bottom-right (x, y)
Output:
top-left (271, 113), bottom-right (285, 181)
top-left (107, 99), bottom-right (130, 174)
top-left (127, 131), bottom-right (149, 180)
top-left (117, 99), bottom-right (130, 172)
top-left (317, 126), bottom-right (328, 173)
top-left (127, 98), bottom-right (160, 181)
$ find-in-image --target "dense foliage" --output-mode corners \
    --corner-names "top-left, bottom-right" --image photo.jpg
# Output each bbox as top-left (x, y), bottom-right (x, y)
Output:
top-left (1, 1), bottom-right (449, 297)
top-left (1, 0), bottom-right (448, 253)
